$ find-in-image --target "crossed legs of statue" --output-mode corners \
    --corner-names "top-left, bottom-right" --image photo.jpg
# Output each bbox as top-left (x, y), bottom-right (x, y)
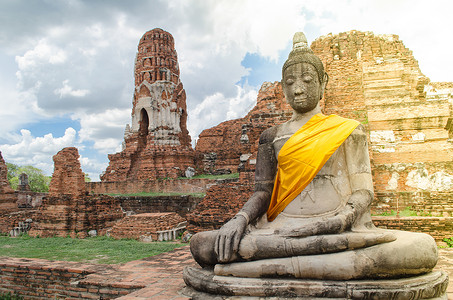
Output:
top-left (190, 229), bottom-right (438, 280)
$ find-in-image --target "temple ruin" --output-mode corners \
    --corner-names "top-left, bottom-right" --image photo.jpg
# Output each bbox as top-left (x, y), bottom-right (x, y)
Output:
top-left (101, 28), bottom-right (194, 181)
top-left (29, 147), bottom-right (124, 238)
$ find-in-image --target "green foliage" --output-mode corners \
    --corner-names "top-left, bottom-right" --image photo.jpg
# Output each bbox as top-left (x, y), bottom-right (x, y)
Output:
top-left (0, 292), bottom-right (23, 300)
top-left (6, 163), bottom-right (50, 192)
top-left (84, 173), bottom-right (91, 182)
top-left (0, 235), bottom-right (184, 264)
top-left (442, 237), bottom-right (453, 248)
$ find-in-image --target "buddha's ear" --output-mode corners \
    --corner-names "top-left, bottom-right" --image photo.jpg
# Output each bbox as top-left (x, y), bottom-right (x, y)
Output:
top-left (320, 72), bottom-right (329, 99)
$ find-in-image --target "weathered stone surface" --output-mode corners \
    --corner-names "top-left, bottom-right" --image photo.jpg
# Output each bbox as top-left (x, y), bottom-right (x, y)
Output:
top-left (102, 28), bottom-right (194, 181)
top-left (48, 147), bottom-right (86, 197)
top-left (183, 267), bottom-right (448, 299)
top-left (108, 212), bottom-right (185, 241)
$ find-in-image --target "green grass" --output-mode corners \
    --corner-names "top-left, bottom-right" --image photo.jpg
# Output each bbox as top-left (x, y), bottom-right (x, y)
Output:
top-left (107, 191), bottom-right (206, 198)
top-left (0, 235), bottom-right (184, 264)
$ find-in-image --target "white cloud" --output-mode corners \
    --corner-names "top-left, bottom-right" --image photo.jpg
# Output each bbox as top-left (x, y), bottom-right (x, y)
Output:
top-left (54, 79), bottom-right (90, 98)
top-left (79, 155), bottom-right (108, 181)
top-left (188, 84), bottom-right (258, 143)
top-left (76, 108), bottom-right (130, 153)
top-left (0, 128), bottom-right (77, 175)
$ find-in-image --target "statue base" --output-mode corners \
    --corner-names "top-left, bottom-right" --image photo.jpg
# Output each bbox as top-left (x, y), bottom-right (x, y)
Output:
top-left (183, 267), bottom-right (448, 299)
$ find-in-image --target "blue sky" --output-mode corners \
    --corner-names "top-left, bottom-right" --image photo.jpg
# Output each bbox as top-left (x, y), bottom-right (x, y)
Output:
top-left (0, 0), bottom-right (452, 180)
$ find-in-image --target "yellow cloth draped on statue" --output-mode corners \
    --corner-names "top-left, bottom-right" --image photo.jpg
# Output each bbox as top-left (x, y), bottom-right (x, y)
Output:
top-left (267, 114), bottom-right (360, 221)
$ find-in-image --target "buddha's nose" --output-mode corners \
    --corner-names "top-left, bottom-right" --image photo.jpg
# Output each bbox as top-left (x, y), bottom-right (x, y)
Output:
top-left (294, 84), bottom-right (305, 95)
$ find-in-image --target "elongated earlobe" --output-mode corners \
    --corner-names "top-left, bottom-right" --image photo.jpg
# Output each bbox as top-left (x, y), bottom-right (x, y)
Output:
top-left (320, 72), bottom-right (329, 99)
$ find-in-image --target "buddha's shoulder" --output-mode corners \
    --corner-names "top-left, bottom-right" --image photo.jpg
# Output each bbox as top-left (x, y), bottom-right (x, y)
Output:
top-left (259, 126), bottom-right (279, 144)
top-left (346, 123), bottom-right (367, 142)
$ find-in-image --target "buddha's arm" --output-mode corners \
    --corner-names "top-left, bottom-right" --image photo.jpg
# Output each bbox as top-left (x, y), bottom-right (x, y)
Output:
top-left (215, 127), bottom-right (277, 263)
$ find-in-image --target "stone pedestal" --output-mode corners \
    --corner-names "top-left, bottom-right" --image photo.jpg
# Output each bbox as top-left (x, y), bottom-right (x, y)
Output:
top-left (183, 267), bottom-right (448, 299)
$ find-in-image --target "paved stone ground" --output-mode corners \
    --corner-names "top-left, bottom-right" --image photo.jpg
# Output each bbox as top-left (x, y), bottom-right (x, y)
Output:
top-left (113, 246), bottom-right (453, 299)
top-left (88, 245), bottom-right (196, 300)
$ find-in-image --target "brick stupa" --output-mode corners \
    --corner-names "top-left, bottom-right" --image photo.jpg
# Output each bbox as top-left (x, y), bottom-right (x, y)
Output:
top-left (102, 28), bottom-right (194, 181)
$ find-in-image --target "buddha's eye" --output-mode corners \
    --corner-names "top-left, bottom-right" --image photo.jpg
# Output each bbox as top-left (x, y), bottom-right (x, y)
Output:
top-left (285, 78), bottom-right (294, 85)
top-left (303, 75), bottom-right (313, 83)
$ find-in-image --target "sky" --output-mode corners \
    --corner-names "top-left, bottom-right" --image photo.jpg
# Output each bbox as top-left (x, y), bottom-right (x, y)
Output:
top-left (0, 0), bottom-right (452, 181)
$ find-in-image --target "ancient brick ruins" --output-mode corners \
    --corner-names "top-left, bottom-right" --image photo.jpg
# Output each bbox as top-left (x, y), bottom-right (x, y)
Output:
top-left (102, 28), bottom-right (194, 181)
top-left (0, 151), bottom-right (16, 212)
top-left (109, 212), bottom-right (186, 241)
top-left (29, 147), bottom-right (124, 238)
top-left (48, 147), bottom-right (86, 197)
top-left (311, 31), bottom-right (453, 214)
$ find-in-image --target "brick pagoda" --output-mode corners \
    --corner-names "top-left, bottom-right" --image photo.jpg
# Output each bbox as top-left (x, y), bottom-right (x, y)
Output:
top-left (101, 28), bottom-right (194, 181)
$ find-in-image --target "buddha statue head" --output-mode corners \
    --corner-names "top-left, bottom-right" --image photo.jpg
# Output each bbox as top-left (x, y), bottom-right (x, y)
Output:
top-left (282, 32), bottom-right (328, 113)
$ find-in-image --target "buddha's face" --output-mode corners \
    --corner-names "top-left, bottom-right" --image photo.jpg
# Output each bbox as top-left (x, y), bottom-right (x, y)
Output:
top-left (282, 62), bottom-right (324, 114)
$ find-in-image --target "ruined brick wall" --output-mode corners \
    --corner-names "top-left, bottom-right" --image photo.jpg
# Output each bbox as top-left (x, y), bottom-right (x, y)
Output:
top-left (28, 194), bottom-right (125, 238)
top-left (186, 181), bottom-right (254, 233)
top-left (372, 216), bottom-right (453, 242)
top-left (0, 151), bottom-right (17, 212)
top-left (311, 31), bottom-right (453, 212)
top-left (117, 195), bottom-right (201, 217)
top-left (108, 212), bottom-right (185, 240)
top-left (48, 147), bottom-right (86, 197)
top-left (102, 28), bottom-right (194, 181)
top-left (0, 257), bottom-right (139, 299)
top-left (86, 178), bottom-right (215, 195)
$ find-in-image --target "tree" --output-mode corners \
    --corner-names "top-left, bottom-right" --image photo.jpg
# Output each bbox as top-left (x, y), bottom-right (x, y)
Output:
top-left (84, 173), bottom-right (91, 183)
top-left (6, 163), bottom-right (51, 193)
top-left (6, 163), bottom-right (19, 190)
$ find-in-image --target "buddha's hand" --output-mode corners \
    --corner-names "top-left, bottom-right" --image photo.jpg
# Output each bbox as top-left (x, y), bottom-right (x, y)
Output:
top-left (214, 215), bottom-right (248, 263)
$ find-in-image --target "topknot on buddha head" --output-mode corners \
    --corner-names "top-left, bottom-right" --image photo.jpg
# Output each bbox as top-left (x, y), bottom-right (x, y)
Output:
top-left (282, 32), bottom-right (326, 84)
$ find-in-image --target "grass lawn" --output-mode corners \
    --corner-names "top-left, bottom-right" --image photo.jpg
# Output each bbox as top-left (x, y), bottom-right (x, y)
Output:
top-left (0, 235), bottom-right (185, 264)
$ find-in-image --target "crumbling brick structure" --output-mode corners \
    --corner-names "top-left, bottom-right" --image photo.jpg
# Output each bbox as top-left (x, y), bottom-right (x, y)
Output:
top-left (102, 28), bottom-right (194, 181)
top-left (0, 151), bottom-right (16, 211)
top-left (186, 181), bottom-right (254, 233)
top-left (48, 147), bottom-right (86, 197)
top-left (109, 212), bottom-right (185, 241)
top-left (30, 147), bottom-right (124, 238)
top-left (311, 31), bottom-right (453, 214)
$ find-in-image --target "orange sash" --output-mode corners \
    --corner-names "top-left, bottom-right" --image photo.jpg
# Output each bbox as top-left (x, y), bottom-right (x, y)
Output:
top-left (267, 114), bottom-right (359, 221)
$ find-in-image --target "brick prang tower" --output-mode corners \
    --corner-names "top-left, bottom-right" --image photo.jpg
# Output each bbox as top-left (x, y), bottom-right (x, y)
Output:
top-left (102, 28), bottom-right (194, 181)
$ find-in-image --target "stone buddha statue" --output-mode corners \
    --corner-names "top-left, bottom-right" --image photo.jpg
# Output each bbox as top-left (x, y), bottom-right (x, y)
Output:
top-left (184, 32), bottom-right (447, 299)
